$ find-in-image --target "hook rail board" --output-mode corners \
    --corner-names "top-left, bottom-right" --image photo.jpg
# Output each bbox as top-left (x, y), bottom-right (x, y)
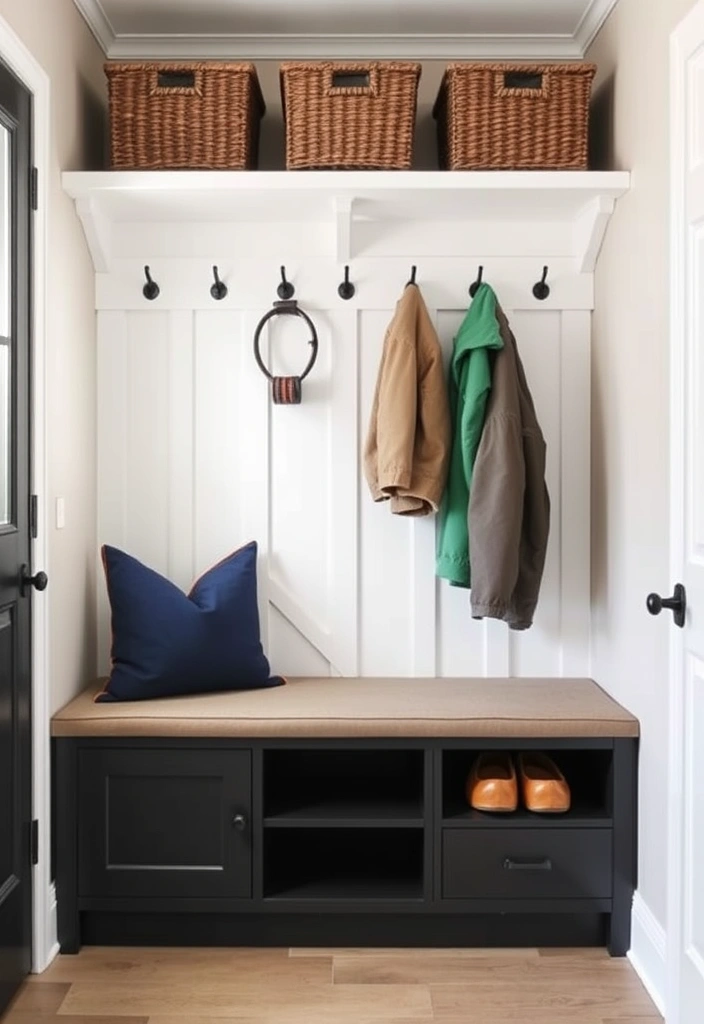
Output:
top-left (91, 259), bottom-right (593, 312)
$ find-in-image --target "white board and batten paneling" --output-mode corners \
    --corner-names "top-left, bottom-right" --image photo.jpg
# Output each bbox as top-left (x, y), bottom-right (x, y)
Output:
top-left (65, 171), bottom-right (629, 680)
top-left (95, 288), bottom-right (590, 679)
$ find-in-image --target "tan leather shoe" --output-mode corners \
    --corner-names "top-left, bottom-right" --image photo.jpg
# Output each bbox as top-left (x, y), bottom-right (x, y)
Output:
top-left (518, 752), bottom-right (571, 813)
top-left (466, 752), bottom-right (518, 813)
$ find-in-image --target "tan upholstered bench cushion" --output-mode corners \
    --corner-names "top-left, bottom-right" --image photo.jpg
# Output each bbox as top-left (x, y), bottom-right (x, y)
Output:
top-left (51, 677), bottom-right (639, 739)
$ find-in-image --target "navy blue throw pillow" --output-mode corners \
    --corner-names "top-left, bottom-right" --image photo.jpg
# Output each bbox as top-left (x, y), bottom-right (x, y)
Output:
top-left (97, 541), bottom-right (282, 702)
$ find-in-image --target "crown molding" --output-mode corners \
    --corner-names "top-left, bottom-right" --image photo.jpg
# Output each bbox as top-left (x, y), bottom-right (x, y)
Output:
top-left (104, 33), bottom-right (583, 61)
top-left (73, 0), bottom-right (115, 54)
top-left (73, 0), bottom-right (619, 61)
top-left (574, 0), bottom-right (620, 53)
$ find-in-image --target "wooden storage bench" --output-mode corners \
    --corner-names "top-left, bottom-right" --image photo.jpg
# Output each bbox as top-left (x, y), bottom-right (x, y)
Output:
top-left (52, 677), bottom-right (639, 956)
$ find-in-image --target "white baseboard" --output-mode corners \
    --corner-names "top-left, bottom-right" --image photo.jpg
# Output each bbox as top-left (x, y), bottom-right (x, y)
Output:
top-left (32, 883), bottom-right (59, 973)
top-left (47, 883), bottom-right (59, 965)
top-left (44, 941), bottom-right (61, 970)
top-left (628, 891), bottom-right (667, 1018)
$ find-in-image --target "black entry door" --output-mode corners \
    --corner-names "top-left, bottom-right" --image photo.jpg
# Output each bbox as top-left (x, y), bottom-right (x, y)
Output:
top-left (0, 58), bottom-right (33, 1016)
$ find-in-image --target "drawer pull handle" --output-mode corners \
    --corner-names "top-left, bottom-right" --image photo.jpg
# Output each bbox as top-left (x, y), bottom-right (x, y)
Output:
top-left (503, 857), bottom-right (552, 871)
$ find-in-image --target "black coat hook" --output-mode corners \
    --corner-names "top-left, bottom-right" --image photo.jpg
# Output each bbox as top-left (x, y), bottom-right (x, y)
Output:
top-left (210, 265), bottom-right (228, 301)
top-left (532, 265), bottom-right (550, 301)
top-left (469, 265), bottom-right (484, 298)
top-left (406, 265), bottom-right (417, 287)
top-left (338, 265), bottom-right (355, 301)
top-left (277, 266), bottom-right (295, 300)
top-left (142, 265), bottom-right (160, 301)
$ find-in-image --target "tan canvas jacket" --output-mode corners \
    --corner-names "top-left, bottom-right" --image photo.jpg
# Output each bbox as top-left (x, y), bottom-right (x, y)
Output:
top-left (468, 303), bottom-right (550, 630)
top-left (364, 284), bottom-right (451, 517)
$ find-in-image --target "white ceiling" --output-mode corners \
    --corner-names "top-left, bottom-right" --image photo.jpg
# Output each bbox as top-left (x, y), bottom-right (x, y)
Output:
top-left (74, 0), bottom-right (619, 59)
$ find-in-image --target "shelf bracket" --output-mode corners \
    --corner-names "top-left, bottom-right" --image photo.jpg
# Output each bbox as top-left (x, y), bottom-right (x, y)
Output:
top-left (75, 197), bottom-right (112, 273)
top-left (334, 196), bottom-right (354, 264)
top-left (574, 195), bottom-right (616, 274)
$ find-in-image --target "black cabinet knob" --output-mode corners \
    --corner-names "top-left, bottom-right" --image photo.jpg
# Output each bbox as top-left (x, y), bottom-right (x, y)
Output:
top-left (232, 813), bottom-right (247, 831)
top-left (647, 583), bottom-right (686, 628)
top-left (20, 565), bottom-right (48, 596)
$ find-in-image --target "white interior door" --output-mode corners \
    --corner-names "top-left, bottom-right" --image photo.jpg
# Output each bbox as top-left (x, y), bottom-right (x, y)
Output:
top-left (669, 4), bottom-right (704, 1022)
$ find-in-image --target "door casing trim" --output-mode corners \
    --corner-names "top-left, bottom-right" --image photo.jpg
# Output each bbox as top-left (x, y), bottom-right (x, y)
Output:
top-left (0, 13), bottom-right (52, 974)
top-left (666, 5), bottom-right (699, 1023)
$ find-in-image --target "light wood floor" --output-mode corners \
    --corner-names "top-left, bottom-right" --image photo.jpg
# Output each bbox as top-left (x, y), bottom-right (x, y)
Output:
top-left (2, 946), bottom-right (662, 1024)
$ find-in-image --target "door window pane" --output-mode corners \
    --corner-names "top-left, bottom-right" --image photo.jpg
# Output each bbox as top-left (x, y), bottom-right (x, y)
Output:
top-left (0, 124), bottom-right (10, 526)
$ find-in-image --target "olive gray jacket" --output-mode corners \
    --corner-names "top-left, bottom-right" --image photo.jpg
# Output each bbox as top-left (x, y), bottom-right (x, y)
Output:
top-left (468, 304), bottom-right (550, 631)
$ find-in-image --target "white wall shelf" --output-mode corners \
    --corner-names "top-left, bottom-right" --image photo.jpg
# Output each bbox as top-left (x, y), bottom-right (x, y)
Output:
top-left (63, 170), bottom-right (630, 272)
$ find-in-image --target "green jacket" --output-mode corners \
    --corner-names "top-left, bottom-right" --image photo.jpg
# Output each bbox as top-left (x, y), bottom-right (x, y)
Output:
top-left (436, 283), bottom-right (503, 587)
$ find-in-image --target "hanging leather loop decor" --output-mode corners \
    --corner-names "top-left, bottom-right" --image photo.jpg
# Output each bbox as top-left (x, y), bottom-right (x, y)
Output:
top-left (253, 299), bottom-right (319, 405)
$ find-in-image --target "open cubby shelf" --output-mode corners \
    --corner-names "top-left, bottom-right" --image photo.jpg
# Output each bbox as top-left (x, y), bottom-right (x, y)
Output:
top-left (442, 748), bottom-right (614, 827)
top-left (263, 876), bottom-right (424, 902)
top-left (264, 798), bottom-right (423, 828)
top-left (263, 827), bottom-right (424, 902)
top-left (442, 804), bottom-right (613, 828)
top-left (263, 748), bottom-right (425, 828)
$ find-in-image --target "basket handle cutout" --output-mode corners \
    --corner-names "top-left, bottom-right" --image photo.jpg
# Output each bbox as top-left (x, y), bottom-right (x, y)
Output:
top-left (503, 70), bottom-right (544, 91)
top-left (331, 71), bottom-right (371, 90)
top-left (157, 70), bottom-right (197, 90)
top-left (326, 67), bottom-right (379, 96)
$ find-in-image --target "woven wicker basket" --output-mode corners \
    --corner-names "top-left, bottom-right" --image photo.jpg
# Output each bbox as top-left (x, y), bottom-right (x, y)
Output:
top-left (434, 62), bottom-right (596, 170)
top-left (105, 62), bottom-right (265, 170)
top-left (280, 61), bottom-right (421, 170)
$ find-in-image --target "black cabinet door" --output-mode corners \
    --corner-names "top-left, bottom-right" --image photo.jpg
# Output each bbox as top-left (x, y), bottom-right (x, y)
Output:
top-left (78, 749), bottom-right (251, 899)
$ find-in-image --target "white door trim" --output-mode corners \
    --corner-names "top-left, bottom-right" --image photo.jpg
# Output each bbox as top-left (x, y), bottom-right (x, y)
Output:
top-left (0, 14), bottom-right (53, 974)
top-left (667, 6), bottom-right (696, 1022)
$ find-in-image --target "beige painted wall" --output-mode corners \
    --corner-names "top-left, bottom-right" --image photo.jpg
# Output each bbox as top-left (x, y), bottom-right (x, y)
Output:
top-left (588, 0), bottom-right (697, 930)
top-left (0, 0), bottom-right (106, 711)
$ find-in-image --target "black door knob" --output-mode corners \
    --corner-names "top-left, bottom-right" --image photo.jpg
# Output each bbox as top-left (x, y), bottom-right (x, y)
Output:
top-left (20, 564), bottom-right (48, 597)
top-left (232, 813), bottom-right (247, 831)
top-left (647, 583), bottom-right (686, 628)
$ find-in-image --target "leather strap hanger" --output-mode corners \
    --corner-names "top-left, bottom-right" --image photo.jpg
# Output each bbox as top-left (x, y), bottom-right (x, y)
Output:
top-left (253, 299), bottom-right (319, 405)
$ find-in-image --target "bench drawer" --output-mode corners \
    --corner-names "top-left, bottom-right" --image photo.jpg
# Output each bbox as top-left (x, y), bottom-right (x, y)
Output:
top-left (442, 828), bottom-right (612, 900)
